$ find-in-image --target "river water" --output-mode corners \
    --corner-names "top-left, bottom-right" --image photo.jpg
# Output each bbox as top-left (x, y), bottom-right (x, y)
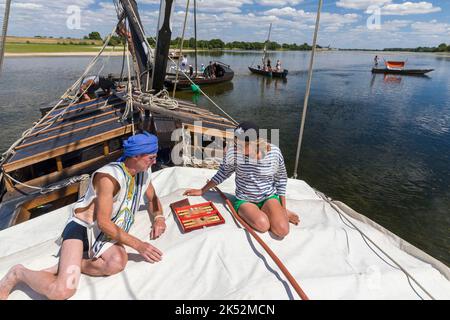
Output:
top-left (1, 50), bottom-right (449, 265)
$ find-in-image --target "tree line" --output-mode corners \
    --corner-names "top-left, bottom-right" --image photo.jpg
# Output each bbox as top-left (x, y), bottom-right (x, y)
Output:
top-left (383, 43), bottom-right (450, 53)
top-left (84, 31), bottom-right (315, 50)
top-left (85, 31), bottom-right (450, 52)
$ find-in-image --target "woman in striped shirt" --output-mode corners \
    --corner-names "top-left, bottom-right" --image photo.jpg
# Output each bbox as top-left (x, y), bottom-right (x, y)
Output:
top-left (184, 122), bottom-right (299, 238)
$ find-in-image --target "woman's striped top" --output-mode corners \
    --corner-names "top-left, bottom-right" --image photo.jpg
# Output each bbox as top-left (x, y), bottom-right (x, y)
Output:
top-left (211, 144), bottom-right (288, 202)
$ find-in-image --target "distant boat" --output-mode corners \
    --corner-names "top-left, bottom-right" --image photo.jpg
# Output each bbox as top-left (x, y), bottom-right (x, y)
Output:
top-left (249, 23), bottom-right (288, 79)
top-left (248, 66), bottom-right (288, 78)
top-left (165, 61), bottom-right (234, 90)
top-left (165, 0), bottom-right (234, 91)
top-left (372, 60), bottom-right (433, 75)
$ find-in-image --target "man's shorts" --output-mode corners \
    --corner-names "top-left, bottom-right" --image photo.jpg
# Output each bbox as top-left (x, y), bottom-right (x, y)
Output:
top-left (61, 221), bottom-right (89, 253)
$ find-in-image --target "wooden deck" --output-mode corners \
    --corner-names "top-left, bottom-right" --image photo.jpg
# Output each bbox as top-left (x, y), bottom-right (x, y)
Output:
top-left (0, 92), bottom-right (236, 229)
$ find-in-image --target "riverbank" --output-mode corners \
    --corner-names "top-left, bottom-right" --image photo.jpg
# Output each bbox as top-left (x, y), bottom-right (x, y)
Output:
top-left (4, 43), bottom-right (199, 57)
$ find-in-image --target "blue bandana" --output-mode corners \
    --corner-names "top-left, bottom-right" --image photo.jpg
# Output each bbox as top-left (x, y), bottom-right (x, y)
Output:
top-left (118, 132), bottom-right (158, 162)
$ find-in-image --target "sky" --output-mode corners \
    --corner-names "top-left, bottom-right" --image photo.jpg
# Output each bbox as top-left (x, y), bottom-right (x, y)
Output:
top-left (1, 0), bottom-right (449, 49)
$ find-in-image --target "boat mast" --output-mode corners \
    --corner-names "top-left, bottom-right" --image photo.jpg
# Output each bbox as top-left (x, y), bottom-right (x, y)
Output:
top-left (0, 0), bottom-right (12, 76)
top-left (151, 0), bottom-right (175, 92)
top-left (262, 23), bottom-right (272, 67)
top-left (119, 0), bottom-right (152, 91)
top-left (194, 0), bottom-right (198, 76)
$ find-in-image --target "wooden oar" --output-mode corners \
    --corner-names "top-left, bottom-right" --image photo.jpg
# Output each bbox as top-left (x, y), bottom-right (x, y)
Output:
top-left (214, 186), bottom-right (310, 300)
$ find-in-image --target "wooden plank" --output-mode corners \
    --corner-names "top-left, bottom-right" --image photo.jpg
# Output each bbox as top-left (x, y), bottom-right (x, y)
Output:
top-left (16, 116), bottom-right (121, 151)
top-left (46, 97), bottom-right (121, 118)
top-left (183, 124), bottom-right (235, 140)
top-left (56, 156), bottom-right (63, 172)
top-left (103, 141), bottom-right (110, 156)
top-left (28, 109), bottom-right (117, 137)
top-left (176, 107), bottom-right (236, 125)
top-left (34, 100), bottom-right (122, 129)
top-left (14, 207), bottom-right (32, 225)
top-left (4, 125), bottom-right (133, 172)
top-left (3, 150), bottom-right (122, 197)
top-left (23, 183), bottom-right (79, 211)
top-left (3, 175), bottom-right (15, 193)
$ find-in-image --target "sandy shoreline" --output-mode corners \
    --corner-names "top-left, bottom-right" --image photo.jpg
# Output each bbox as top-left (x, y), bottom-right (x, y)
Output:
top-left (4, 48), bottom-right (198, 57)
top-left (5, 51), bottom-right (126, 57)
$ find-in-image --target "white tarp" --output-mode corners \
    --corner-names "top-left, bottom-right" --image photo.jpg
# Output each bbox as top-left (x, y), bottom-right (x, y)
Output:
top-left (0, 167), bottom-right (449, 300)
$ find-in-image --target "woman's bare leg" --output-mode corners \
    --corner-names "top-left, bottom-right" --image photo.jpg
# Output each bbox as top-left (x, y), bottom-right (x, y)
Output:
top-left (261, 199), bottom-right (290, 238)
top-left (287, 209), bottom-right (300, 225)
top-left (237, 202), bottom-right (270, 233)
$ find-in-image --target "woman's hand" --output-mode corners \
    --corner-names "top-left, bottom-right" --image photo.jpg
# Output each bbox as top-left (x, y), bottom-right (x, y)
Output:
top-left (183, 189), bottom-right (204, 196)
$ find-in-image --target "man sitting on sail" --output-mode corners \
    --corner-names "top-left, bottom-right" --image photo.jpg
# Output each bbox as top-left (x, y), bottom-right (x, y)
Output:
top-left (0, 132), bottom-right (166, 300)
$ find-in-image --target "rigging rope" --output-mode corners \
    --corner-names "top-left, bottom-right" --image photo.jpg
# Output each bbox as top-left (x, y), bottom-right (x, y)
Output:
top-left (172, 0), bottom-right (190, 95)
top-left (214, 185), bottom-right (310, 300)
top-left (0, 0), bottom-right (12, 76)
top-left (292, 0), bottom-right (323, 179)
top-left (3, 171), bottom-right (89, 195)
top-left (0, 23), bottom-right (118, 168)
top-left (315, 189), bottom-right (436, 300)
top-left (123, 41), bottom-right (136, 135)
top-left (167, 55), bottom-right (239, 125)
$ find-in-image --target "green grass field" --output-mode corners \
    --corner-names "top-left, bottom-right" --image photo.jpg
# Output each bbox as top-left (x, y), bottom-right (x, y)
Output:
top-left (6, 43), bottom-right (114, 53)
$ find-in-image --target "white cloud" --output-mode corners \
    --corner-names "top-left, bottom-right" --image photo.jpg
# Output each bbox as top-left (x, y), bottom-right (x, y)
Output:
top-left (336, 0), bottom-right (392, 10)
top-left (411, 20), bottom-right (450, 34)
top-left (378, 2), bottom-right (441, 16)
top-left (12, 3), bottom-right (43, 10)
top-left (174, 0), bottom-right (253, 14)
top-left (256, 0), bottom-right (304, 6)
top-left (262, 7), bottom-right (359, 27)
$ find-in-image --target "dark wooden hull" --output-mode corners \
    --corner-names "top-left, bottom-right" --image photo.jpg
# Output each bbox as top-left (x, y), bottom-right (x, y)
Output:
top-left (248, 66), bottom-right (288, 78)
top-left (371, 68), bottom-right (434, 75)
top-left (165, 62), bottom-right (234, 90)
top-left (165, 71), bottom-right (234, 90)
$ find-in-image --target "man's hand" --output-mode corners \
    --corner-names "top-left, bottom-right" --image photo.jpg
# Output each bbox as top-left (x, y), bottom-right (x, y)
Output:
top-left (183, 189), bottom-right (203, 196)
top-left (137, 241), bottom-right (163, 263)
top-left (150, 218), bottom-right (166, 240)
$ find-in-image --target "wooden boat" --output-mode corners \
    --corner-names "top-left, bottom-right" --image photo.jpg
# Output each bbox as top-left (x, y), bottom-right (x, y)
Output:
top-left (248, 66), bottom-right (288, 78)
top-left (249, 23), bottom-right (288, 78)
top-left (165, 61), bottom-right (234, 90)
top-left (165, 0), bottom-right (234, 91)
top-left (0, 0), bottom-right (236, 229)
top-left (372, 60), bottom-right (433, 75)
top-left (371, 68), bottom-right (433, 75)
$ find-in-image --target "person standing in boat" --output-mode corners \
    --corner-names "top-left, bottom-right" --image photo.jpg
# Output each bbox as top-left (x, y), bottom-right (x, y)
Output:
top-left (374, 55), bottom-right (379, 67)
top-left (0, 132), bottom-right (166, 300)
top-left (184, 121), bottom-right (299, 239)
top-left (181, 55), bottom-right (188, 71)
top-left (267, 59), bottom-right (272, 71)
top-left (275, 60), bottom-right (281, 72)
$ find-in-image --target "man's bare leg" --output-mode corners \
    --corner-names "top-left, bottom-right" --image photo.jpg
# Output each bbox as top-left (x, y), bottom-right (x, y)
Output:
top-left (81, 244), bottom-right (128, 277)
top-left (0, 239), bottom-right (83, 300)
